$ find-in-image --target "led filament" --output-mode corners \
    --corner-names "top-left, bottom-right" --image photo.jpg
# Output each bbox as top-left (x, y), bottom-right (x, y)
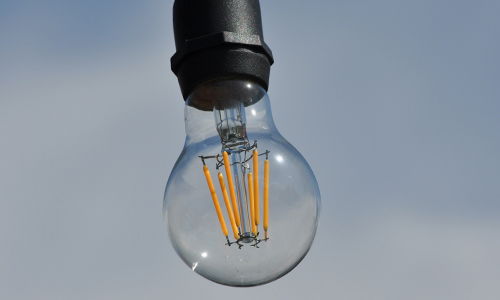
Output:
top-left (200, 148), bottom-right (270, 248)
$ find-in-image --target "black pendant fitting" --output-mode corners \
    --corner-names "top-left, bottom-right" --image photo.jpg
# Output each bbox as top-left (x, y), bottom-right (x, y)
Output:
top-left (171, 0), bottom-right (274, 102)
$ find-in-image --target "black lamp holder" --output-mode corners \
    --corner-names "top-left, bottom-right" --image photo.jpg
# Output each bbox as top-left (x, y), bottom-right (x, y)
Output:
top-left (171, 0), bottom-right (274, 101)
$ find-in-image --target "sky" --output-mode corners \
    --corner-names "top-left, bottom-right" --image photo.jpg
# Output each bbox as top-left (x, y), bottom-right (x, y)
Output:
top-left (1, 0), bottom-right (500, 299)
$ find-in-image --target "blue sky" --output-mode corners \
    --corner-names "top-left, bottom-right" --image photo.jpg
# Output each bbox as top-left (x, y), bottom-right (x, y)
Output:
top-left (1, 1), bottom-right (499, 299)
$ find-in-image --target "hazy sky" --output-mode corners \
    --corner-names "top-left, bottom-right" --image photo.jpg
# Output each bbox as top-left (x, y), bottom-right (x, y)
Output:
top-left (1, 1), bottom-right (499, 299)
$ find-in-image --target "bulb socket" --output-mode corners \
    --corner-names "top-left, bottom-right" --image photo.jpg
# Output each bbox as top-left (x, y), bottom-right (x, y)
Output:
top-left (171, 0), bottom-right (274, 106)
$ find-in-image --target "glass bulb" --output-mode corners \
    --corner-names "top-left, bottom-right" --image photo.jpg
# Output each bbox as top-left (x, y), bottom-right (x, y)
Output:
top-left (163, 79), bottom-right (320, 287)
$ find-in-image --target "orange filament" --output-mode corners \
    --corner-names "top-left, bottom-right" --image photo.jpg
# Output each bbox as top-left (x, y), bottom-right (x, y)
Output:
top-left (263, 159), bottom-right (270, 238)
top-left (223, 151), bottom-right (241, 227)
top-left (247, 172), bottom-right (257, 235)
top-left (253, 149), bottom-right (259, 226)
top-left (218, 172), bottom-right (240, 240)
top-left (203, 165), bottom-right (228, 238)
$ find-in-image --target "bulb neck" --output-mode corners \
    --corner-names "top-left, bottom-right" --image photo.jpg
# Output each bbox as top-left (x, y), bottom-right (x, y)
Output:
top-left (183, 79), bottom-right (277, 146)
top-left (187, 78), bottom-right (267, 111)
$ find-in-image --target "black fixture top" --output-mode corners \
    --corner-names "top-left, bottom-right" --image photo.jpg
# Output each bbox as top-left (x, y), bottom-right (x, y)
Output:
top-left (171, 0), bottom-right (274, 102)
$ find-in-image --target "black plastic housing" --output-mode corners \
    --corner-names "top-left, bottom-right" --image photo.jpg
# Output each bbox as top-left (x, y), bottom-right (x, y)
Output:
top-left (171, 0), bottom-right (274, 107)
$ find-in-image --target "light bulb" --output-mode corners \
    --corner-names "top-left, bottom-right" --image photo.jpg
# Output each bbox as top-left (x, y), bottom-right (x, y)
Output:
top-left (163, 79), bottom-right (320, 286)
